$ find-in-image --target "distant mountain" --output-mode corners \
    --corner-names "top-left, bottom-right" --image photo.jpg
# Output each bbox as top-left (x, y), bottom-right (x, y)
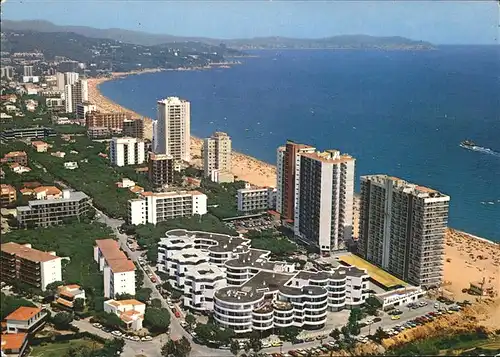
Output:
top-left (1, 29), bottom-right (240, 72)
top-left (2, 20), bottom-right (436, 50)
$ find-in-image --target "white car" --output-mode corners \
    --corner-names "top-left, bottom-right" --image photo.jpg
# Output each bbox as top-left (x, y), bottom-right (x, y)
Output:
top-left (262, 342), bottom-right (272, 348)
top-left (92, 323), bottom-right (102, 328)
top-left (111, 331), bottom-right (122, 336)
top-left (141, 336), bottom-right (153, 342)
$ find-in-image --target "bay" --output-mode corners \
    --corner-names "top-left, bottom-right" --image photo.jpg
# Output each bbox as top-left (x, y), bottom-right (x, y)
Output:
top-left (100, 46), bottom-right (500, 241)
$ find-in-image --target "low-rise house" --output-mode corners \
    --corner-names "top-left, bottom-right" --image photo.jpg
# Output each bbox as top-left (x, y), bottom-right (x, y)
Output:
top-left (8, 163), bottom-right (31, 174)
top-left (104, 299), bottom-right (145, 331)
top-left (0, 113), bottom-right (13, 120)
top-left (1, 94), bottom-right (17, 103)
top-left (1, 151), bottom-right (28, 166)
top-left (0, 184), bottom-right (17, 207)
top-left (51, 151), bottom-right (66, 158)
top-left (129, 186), bottom-right (144, 195)
top-left (31, 141), bottom-right (48, 153)
top-left (32, 186), bottom-right (62, 200)
top-left (5, 307), bottom-right (47, 334)
top-left (56, 284), bottom-right (86, 309)
top-left (0, 333), bottom-right (29, 357)
top-left (116, 178), bottom-right (136, 189)
top-left (25, 100), bottom-right (38, 112)
top-left (3, 104), bottom-right (17, 113)
top-left (64, 162), bottom-right (78, 170)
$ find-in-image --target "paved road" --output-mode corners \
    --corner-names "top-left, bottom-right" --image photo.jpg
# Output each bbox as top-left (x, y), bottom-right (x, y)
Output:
top-left (93, 208), bottom-right (444, 357)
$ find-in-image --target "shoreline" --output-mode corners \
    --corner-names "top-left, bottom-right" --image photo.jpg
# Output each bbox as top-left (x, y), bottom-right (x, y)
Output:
top-left (89, 67), bottom-right (499, 328)
top-left (88, 67), bottom-right (277, 188)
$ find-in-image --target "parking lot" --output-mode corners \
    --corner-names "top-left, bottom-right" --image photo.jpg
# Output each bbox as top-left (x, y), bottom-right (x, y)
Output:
top-left (225, 214), bottom-right (279, 232)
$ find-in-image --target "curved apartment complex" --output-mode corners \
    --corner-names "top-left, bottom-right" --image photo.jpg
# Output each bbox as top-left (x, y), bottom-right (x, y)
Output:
top-left (157, 229), bottom-right (369, 333)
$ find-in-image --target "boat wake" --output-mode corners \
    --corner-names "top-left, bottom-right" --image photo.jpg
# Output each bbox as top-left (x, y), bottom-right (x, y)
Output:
top-left (460, 143), bottom-right (500, 158)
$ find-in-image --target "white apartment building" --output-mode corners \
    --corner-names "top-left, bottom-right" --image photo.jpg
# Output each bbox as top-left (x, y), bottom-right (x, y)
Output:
top-left (358, 175), bottom-right (450, 288)
top-left (64, 79), bottom-right (88, 113)
top-left (110, 137), bottom-right (146, 167)
top-left (290, 149), bottom-right (355, 253)
top-left (237, 186), bottom-right (277, 212)
top-left (76, 102), bottom-right (97, 121)
top-left (154, 97), bottom-right (190, 162)
top-left (23, 65), bottom-right (33, 77)
top-left (156, 229), bottom-right (369, 333)
top-left (94, 239), bottom-right (136, 298)
top-left (104, 299), bottom-right (145, 331)
top-left (1, 242), bottom-right (62, 291)
top-left (127, 191), bottom-right (207, 225)
top-left (203, 132), bottom-right (232, 179)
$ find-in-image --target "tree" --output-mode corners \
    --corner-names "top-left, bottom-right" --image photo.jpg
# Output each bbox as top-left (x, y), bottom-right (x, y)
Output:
top-left (280, 326), bottom-right (301, 342)
top-left (347, 308), bottom-right (362, 336)
top-left (144, 308), bottom-right (170, 333)
top-left (230, 340), bottom-right (240, 356)
top-left (161, 337), bottom-right (191, 357)
top-left (73, 298), bottom-right (85, 312)
top-left (170, 290), bottom-right (182, 301)
top-left (52, 311), bottom-right (73, 330)
top-left (249, 334), bottom-right (262, 352)
top-left (115, 293), bottom-right (134, 300)
top-left (330, 328), bottom-right (341, 340)
top-left (0, 293), bottom-right (36, 319)
top-left (244, 342), bottom-right (251, 353)
top-left (185, 313), bottom-right (196, 330)
top-left (44, 281), bottom-right (65, 297)
top-left (372, 327), bottom-right (389, 343)
top-left (95, 311), bottom-right (125, 329)
top-left (136, 288), bottom-right (152, 302)
top-left (151, 298), bottom-right (163, 308)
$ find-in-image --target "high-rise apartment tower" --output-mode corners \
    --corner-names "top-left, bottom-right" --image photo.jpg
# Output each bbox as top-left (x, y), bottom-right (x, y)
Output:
top-left (358, 175), bottom-right (450, 288)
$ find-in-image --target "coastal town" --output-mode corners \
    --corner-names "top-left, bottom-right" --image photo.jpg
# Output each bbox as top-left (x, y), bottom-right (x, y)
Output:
top-left (1, 27), bottom-right (500, 357)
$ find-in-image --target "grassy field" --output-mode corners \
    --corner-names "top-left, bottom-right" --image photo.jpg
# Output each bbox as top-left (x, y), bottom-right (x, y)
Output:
top-left (30, 339), bottom-right (103, 357)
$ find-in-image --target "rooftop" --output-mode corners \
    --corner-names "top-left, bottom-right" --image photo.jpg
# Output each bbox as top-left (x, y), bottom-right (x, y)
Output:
top-left (1, 242), bottom-right (59, 263)
top-left (17, 191), bottom-right (89, 211)
top-left (1, 333), bottom-right (27, 351)
top-left (157, 97), bottom-right (188, 105)
top-left (95, 239), bottom-right (135, 273)
top-left (300, 150), bottom-right (354, 164)
top-left (338, 254), bottom-right (407, 289)
top-left (5, 306), bottom-right (42, 321)
top-left (140, 190), bottom-right (204, 198)
top-left (361, 175), bottom-right (449, 199)
top-left (106, 299), bottom-right (145, 307)
top-left (3, 151), bottom-right (27, 158)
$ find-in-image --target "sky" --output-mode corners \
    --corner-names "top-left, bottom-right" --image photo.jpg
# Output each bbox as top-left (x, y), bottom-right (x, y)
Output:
top-left (3, 0), bottom-right (499, 44)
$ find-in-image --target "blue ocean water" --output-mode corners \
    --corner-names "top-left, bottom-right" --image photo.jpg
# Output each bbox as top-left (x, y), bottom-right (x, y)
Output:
top-left (100, 46), bottom-right (500, 241)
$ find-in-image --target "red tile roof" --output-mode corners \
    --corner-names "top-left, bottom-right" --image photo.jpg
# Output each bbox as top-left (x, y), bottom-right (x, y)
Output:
top-left (1, 333), bottom-right (27, 351)
top-left (1, 242), bottom-right (59, 263)
top-left (95, 239), bottom-right (135, 273)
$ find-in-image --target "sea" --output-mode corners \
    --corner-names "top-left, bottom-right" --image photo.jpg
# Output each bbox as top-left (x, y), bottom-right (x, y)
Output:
top-left (100, 46), bottom-right (500, 241)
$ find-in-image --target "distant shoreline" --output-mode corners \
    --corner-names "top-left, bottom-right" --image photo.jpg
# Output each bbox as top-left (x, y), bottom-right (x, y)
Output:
top-left (91, 64), bottom-right (498, 246)
top-left (90, 64), bottom-right (277, 188)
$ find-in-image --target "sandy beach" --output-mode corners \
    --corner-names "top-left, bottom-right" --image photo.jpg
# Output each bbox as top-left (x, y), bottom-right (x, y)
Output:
top-left (88, 72), bottom-right (276, 188)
